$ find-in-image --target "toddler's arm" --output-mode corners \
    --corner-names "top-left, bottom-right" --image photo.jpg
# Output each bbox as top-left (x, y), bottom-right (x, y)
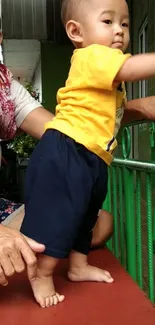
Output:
top-left (115, 53), bottom-right (155, 82)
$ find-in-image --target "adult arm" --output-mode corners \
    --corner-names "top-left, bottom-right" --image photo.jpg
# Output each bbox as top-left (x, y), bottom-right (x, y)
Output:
top-left (11, 79), bottom-right (54, 139)
top-left (19, 106), bottom-right (54, 139)
top-left (122, 96), bottom-right (155, 125)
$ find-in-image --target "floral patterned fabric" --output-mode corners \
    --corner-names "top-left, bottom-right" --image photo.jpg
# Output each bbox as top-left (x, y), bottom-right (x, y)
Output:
top-left (0, 198), bottom-right (22, 223)
top-left (0, 64), bottom-right (17, 140)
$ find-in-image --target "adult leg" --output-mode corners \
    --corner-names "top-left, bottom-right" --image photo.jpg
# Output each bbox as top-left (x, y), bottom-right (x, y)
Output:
top-left (91, 209), bottom-right (113, 248)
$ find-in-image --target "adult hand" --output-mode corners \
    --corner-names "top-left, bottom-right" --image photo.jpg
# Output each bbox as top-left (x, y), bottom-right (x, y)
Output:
top-left (124, 96), bottom-right (155, 125)
top-left (0, 224), bottom-right (45, 286)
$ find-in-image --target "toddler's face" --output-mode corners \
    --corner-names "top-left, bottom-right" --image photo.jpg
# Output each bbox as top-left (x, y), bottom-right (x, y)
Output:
top-left (79, 0), bottom-right (130, 52)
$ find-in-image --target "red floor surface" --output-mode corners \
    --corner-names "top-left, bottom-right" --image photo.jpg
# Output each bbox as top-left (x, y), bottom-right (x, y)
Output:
top-left (0, 248), bottom-right (155, 325)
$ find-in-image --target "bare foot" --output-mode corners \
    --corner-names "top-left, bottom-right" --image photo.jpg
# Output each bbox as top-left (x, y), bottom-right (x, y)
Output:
top-left (68, 264), bottom-right (114, 283)
top-left (68, 251), bottom-right (114, 284)
top-left (29, 254), bottom-right (65, 308)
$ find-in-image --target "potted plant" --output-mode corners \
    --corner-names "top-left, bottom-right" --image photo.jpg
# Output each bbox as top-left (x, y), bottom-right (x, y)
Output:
top-left (10, 134), bottom-right (38, 202)
top-left (11, 133), bottom-right (38, 163)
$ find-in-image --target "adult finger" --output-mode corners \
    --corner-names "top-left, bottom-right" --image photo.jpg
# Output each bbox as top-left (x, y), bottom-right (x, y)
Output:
top-left (0, 254), bottom-right (15, 277)
top-left (19, 239), bottom-right (38, 281)
top-left (0, 265), bottom-right (8, 286)
top-left (9, 249), bottom-right (25, 273)
top-left (24, 236), bottom-right (45, 253)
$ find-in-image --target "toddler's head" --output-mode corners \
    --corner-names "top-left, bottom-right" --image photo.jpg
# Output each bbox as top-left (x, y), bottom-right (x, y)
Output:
top-left (61, 0), bottom-right (130, 52)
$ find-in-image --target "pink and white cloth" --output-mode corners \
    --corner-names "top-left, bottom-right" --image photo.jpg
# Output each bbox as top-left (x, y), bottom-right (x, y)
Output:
top-left (0, 64), bottom-right (16, 140)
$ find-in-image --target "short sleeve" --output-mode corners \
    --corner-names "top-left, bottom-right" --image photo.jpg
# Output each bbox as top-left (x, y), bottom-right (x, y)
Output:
top-left (82, 45), bottom-right (131, 90)
top-left (10, 79), bottom-right (42, 127)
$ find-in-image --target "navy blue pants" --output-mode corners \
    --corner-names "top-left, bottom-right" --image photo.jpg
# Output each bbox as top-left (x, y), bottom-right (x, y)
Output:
top-left (21, 130), bottom-right (108, 258)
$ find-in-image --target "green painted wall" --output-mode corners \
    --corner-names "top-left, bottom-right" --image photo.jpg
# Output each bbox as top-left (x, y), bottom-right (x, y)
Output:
top-left (41, 42), bottom-right (73, 113)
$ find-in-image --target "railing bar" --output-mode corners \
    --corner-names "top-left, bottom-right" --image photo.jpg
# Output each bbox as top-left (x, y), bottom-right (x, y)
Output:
top-left (123, 167), bottom-right (137, 281)
top-left (112, 166), bottom-right (119, 258)
top-left (118, 167), bottom-right (125, 265)
top-left (113, 158), bottom-right (155, 172)
top-left (136, 171), bottom-right (143, 288)
top-left (146, 173), bottom-right (154, 303)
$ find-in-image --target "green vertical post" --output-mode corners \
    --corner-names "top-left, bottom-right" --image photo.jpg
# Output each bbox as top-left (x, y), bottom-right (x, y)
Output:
top-left (118, 167), bottom-right (125, 266)
top-left (112, 166), bottom-right (119, 258)
top-left (150, 122), bottom-right (155, 249)
top-left (146, 173), bottom-right (154, 303)
top-left (153, 209), bottom-right (155, 254)
top-left (136, 171), bottom-right (143, 289)
top-left (123, 167), bottom-right (137, 281)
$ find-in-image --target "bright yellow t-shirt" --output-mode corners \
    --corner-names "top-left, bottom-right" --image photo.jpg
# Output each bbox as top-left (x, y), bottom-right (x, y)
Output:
top-left (45, 44), bottom-right (131, 165)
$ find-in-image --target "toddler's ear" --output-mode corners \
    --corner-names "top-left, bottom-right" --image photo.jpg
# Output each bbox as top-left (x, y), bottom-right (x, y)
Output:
top-left (66, 20), bottom-right (83, 45)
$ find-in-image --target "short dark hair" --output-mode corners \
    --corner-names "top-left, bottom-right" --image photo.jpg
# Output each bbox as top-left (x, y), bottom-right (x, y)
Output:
top-left (61, 0), bottom-right (88, 26)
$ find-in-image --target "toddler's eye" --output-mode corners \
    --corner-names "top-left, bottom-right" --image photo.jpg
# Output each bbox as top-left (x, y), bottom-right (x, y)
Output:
top-left (122, 23), bottom-right (129, 27)
top-left (103, 20), bottom-right (112, 25)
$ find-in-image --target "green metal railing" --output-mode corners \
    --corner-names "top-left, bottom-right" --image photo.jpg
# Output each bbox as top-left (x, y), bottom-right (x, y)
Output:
top-left (104, 120), bottom-right (155, 303)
